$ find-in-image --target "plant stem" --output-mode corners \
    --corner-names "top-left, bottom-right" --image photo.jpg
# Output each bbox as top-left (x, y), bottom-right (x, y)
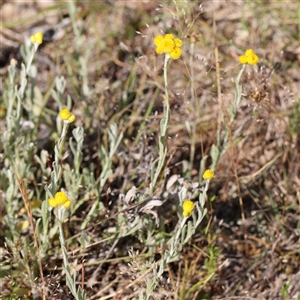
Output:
top-left (150, 55), bottom-right (171, 193)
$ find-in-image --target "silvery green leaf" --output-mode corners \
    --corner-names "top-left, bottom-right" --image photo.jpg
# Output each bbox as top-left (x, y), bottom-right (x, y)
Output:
top-left (160, 117), bottom-right (167, 136)
top-left (55, 76), bottom-right (66, 94)
top-left (73, 127), bottom-right (84, 143)
top-left (178, 186), bottom-right (187, 204)
top-left (199, 155), bottom-right (207, 182)
top-left (209, 144), bottom-right (219, 170)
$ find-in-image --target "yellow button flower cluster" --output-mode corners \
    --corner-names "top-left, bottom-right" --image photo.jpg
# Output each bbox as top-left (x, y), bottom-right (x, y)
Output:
top-left (154, 34), bottom-right (183, 60)
top-left (239, 49), bottom-right (259, 65)
top-left (182, 200), bottom-right (195, 217)
top-left (203, 169), bottom-right (214, 180)
top-left (48, 191), bottom-right (72, 208)
top-left (30, 32), bottom-right (43, 45)
top-left (59, 108), bottom-right (76, 123)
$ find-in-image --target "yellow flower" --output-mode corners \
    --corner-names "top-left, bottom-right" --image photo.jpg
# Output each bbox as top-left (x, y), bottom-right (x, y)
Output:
top-left (239, 55), bottom-right (248, 64)
top-left (203, 169), bottom-right (214, 180)
top-left (247, 53), bottom-right (259, 65)
top-left (154, 33), bottom-right (183, 59)
top-left (48, 191), bottom-right (72, 208)
top-left (182, 200), bottom-right (195, 217)
top-left (170, 48), bottom-right (182, 60)
top-left (174, 38), bottom-right (183, 48)
top-left (63, 199), bottom-right (72, 208)
top-left (59, 108), bottom-right (76, 123)
top-left (245, 49), bottom-right (254, 56)
top-left (59, 108), bottom-right (71, 120)
top-left (163, 38), bottom-right (175, 53)
top-left (164, 33), bottom-right (175, 40)
top-left (154, 35), bottom-right (165, 47)
top-left (239, 49), bottom-right (259, 65)
top-left (30, 32), bottom-right (43, 45)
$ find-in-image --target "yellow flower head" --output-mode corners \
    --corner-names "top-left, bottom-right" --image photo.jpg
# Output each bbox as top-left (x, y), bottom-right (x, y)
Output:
top-left (170, 48), bottom-right (182, 60)
top-left (174, 38), bottom-right (183, 48)
top-left (182, 200), bottom-right (195, 217)
top-left (154, 35), bottom-right (165, 54)
top-left (203, 169), bottom-right (214, 180)
top-left (239, 49), bottom-right (259, 65)
top-left (30, 32), bottom-right (43, 45)
top-left (48, 191), bottom-right (72, 208)
top-left (154, 35), bottom-right (165, 47)
top-left (59, 108), bottom-right (76, 123)
top-left (163, 38), bottom-right (176, 54)
top-left (164, 33), bottom-right (175, 40)
top-left (154, 33), bottom-right (183, 60)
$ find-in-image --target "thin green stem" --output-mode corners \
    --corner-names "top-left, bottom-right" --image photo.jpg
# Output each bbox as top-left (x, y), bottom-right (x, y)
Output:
top-left (162, 54), bottom-right (170, 139)
top-left (58, 220), bottom-right (69, 268)
top-left (149, 55), bottom-right (171, 193)
top-left (169, 217), bottom-right (188, 259)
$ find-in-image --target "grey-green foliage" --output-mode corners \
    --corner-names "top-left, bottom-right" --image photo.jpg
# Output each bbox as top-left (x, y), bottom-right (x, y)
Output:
top-left (57, 217), bottom-right (86, 300)
top-left (67, 1), bottom-right (91, 97)
top-left (141, 177), bottom-right (209, 299)
top-left (81, 122), bottom-right (123, 229)
top-left (5, 237), bottom-right (36, 287)
top-left (137, 50), bottom-right (211, 298)
top-left (64, 126), bottom-right (85, 215)
top-left (51, 76), bottom-right (67, 110)
top-left (40, 112), bottom-right (77, 254)
top-left (1, 41), bottom-right (43, 243)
